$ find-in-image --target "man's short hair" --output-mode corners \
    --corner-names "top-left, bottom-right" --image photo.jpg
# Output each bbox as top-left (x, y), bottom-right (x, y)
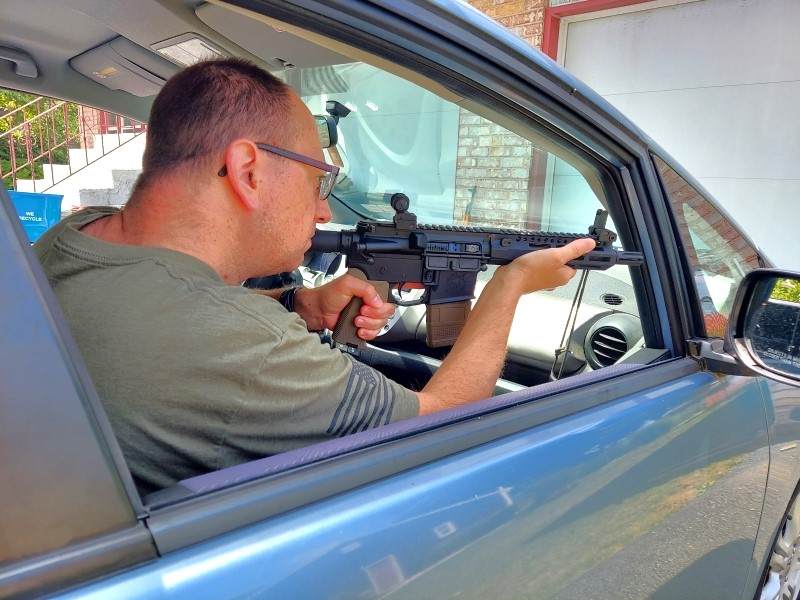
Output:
top-left (138, 58), bottom-right (293, 186)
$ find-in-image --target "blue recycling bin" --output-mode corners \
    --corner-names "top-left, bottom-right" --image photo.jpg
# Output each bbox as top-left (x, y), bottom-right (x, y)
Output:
top-left (8, 190), bottom-right (64, 242)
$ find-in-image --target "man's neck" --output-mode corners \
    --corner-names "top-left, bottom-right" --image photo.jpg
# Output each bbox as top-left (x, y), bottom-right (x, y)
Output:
top-left (79, 188), bottom-right (243, 284)
top-left (80, 209), bottom-right (126, 242)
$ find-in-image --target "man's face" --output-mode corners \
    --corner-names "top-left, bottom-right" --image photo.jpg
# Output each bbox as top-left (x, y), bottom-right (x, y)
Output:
top-left (255, 93), bottom-right (333, 274)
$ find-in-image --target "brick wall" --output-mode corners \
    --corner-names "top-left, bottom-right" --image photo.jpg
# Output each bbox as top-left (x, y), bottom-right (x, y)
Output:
top-left (467, 0), bottom-right (546, 47)
top-left (455, 115), bottom-right (536, 228)
top-left (454, 0), bottom-right (547, 228)
top-left (78, 106), bottom-right (101, 149)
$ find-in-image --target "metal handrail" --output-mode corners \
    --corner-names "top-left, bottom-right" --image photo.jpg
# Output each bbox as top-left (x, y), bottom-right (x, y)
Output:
top-left (1, 95), bottom-right (146, 192)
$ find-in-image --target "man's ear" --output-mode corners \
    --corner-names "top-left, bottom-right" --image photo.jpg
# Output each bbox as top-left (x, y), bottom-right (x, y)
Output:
top-left (223, 139), bottom-right (261, 211)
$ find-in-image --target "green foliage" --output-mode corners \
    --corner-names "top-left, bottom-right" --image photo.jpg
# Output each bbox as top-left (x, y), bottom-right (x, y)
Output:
top-left (772, 278), bottom-right (800, 304)
top-left (2, 158), bottom-right (43, 188)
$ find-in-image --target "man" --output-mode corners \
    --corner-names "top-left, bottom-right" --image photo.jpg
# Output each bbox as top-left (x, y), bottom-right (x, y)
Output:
top-left (35, 59), bottom-right (595, 496)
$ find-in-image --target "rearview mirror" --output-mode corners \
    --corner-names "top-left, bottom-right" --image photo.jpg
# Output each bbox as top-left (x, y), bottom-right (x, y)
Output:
top-left (729, 269), bottom-right (800, 383)
top-left (315, 114), bottom-right (337, 148)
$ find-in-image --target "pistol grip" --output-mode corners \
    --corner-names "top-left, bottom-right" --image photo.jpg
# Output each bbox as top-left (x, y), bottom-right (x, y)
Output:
top-left (332, 269), bottom-right (390, 349)
top-left (425, 300), bottom-right (472, 347)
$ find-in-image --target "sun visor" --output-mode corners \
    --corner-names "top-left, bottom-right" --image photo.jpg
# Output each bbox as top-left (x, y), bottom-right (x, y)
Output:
top-left (196, 3), bottom-right (351, 69)
top-left (70, 37), bottom-right (179, 97)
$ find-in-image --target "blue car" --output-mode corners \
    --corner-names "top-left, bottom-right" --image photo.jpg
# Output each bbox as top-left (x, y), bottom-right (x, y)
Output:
top-left (2, 1), bottom-right (800, 599)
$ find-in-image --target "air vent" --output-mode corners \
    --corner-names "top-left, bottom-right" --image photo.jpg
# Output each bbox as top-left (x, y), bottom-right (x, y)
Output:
top-left (589, 326), bottom-right (628, 367)
top-left (601, 293), bottom-right (624, 306)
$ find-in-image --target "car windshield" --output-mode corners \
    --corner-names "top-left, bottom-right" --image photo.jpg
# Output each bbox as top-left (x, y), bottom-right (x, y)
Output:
top-left (292, 61), bottom-right (609, 234)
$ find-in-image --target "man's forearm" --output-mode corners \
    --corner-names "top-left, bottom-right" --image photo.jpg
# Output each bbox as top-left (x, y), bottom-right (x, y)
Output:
top-left (416, 267), bottom-right (524, 415)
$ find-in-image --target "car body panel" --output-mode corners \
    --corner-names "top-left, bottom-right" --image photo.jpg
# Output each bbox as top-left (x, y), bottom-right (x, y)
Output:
top-left (57, 367), bottom-right (768, 599)
top-left (1, 1), bottom-right (798, 598)
top-left (747, 378), bottom-right (800, 592)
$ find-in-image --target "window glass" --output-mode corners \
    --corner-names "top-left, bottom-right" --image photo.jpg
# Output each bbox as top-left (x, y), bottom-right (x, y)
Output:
top-left (296, 62), bottom-right (605, 233)
top-left (654, 155), bottom-right (760, 336)
top-left (289, 60), bottom-right (645, 388)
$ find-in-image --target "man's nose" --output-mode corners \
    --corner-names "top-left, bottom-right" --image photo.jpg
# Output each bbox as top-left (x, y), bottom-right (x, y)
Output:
top-left (316, 198), bottom-right (332, 223)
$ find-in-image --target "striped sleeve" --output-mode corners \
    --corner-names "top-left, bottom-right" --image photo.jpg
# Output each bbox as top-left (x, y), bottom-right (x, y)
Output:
top-left (327, 355), bottom-right (416, 436)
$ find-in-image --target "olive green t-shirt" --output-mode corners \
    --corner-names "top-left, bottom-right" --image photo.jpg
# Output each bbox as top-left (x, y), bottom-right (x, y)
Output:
top-left (34, 207), bottom-right (419, 495)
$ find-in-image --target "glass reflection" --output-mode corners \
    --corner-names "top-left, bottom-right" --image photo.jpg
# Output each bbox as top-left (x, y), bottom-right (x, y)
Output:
top-left (745, 276), bottom-right (800, 376)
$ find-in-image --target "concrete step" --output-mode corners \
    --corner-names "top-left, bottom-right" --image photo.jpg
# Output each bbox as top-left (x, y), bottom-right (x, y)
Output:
top-left (78, 169), bottom-right (141, 207)
top-left (15, 164), bottom-right (73, 191)
top-left (13, 134), bottom-right (145, 210)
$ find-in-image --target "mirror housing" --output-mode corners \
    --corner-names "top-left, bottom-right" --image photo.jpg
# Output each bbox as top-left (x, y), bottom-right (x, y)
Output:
top-left (727, 269), bottom-right (800, 385)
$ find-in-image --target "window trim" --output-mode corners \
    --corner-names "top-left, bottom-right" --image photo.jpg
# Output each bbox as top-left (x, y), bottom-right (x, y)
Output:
top-left (652, 153), bottom-right (763, 339)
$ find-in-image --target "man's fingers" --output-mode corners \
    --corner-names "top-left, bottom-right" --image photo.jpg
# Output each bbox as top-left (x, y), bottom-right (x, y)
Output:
top-left (561, 237), bottom-right (597, 262)
top-left (342, 273), bottom-right (384, 307)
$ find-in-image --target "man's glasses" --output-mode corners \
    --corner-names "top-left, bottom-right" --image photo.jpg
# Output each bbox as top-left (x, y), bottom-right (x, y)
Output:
top-left (218, 142), bottom-right (340, 200)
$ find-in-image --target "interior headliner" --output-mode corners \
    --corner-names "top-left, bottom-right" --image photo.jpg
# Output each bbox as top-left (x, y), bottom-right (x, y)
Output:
top-left (0, 0), bottom-right (467, 122)
top-left (0, 0), bottom-right (328, 120)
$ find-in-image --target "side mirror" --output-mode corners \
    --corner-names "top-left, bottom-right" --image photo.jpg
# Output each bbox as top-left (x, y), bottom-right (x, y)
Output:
top-left (315, 114), bottom-right (337, 148)
top-left (728, 269), bottom-right (800, 385)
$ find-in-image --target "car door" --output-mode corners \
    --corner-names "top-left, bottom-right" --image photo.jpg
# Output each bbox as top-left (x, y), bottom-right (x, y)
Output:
top-left (59, 370), bottom-right (766, 600)
top-left (0, 187), bottom-right (157, 599)
top-left (46, 2), bottom-right (774, 599)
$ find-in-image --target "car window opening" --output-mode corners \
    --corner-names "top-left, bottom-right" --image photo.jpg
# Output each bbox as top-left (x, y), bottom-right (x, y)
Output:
top-left (21, 9), bottom-right (656, 505)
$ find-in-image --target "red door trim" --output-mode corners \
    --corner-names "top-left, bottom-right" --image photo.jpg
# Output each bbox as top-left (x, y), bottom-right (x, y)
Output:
top-left (543, 0), bottom-right (654, 60)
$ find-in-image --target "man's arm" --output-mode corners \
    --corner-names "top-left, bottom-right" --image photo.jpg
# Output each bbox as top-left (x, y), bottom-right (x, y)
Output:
top-left (258, 275), bottom-right (395, 340)
top-left (263, 237), bottom-right (594, 416)
top-left (416, 237), bottom-right (596, 415)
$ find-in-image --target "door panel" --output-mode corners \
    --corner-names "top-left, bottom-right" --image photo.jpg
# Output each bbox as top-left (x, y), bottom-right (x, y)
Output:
top-left (0, 188), bottom-right (155, 599)
top-left (746, 379), bottom-right (800, 594)
top-left (62, 366), bottom-right (768, 600)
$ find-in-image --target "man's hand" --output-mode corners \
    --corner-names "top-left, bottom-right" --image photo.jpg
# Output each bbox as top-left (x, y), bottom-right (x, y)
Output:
top-left (496, 237), bottom-right (597, 295)
top-left (294, 274), bottom-right (395, 340)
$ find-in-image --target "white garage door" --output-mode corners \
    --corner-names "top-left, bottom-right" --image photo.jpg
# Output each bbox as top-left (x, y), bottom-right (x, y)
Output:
top-left (558, 0), bottom-right (799, 269)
